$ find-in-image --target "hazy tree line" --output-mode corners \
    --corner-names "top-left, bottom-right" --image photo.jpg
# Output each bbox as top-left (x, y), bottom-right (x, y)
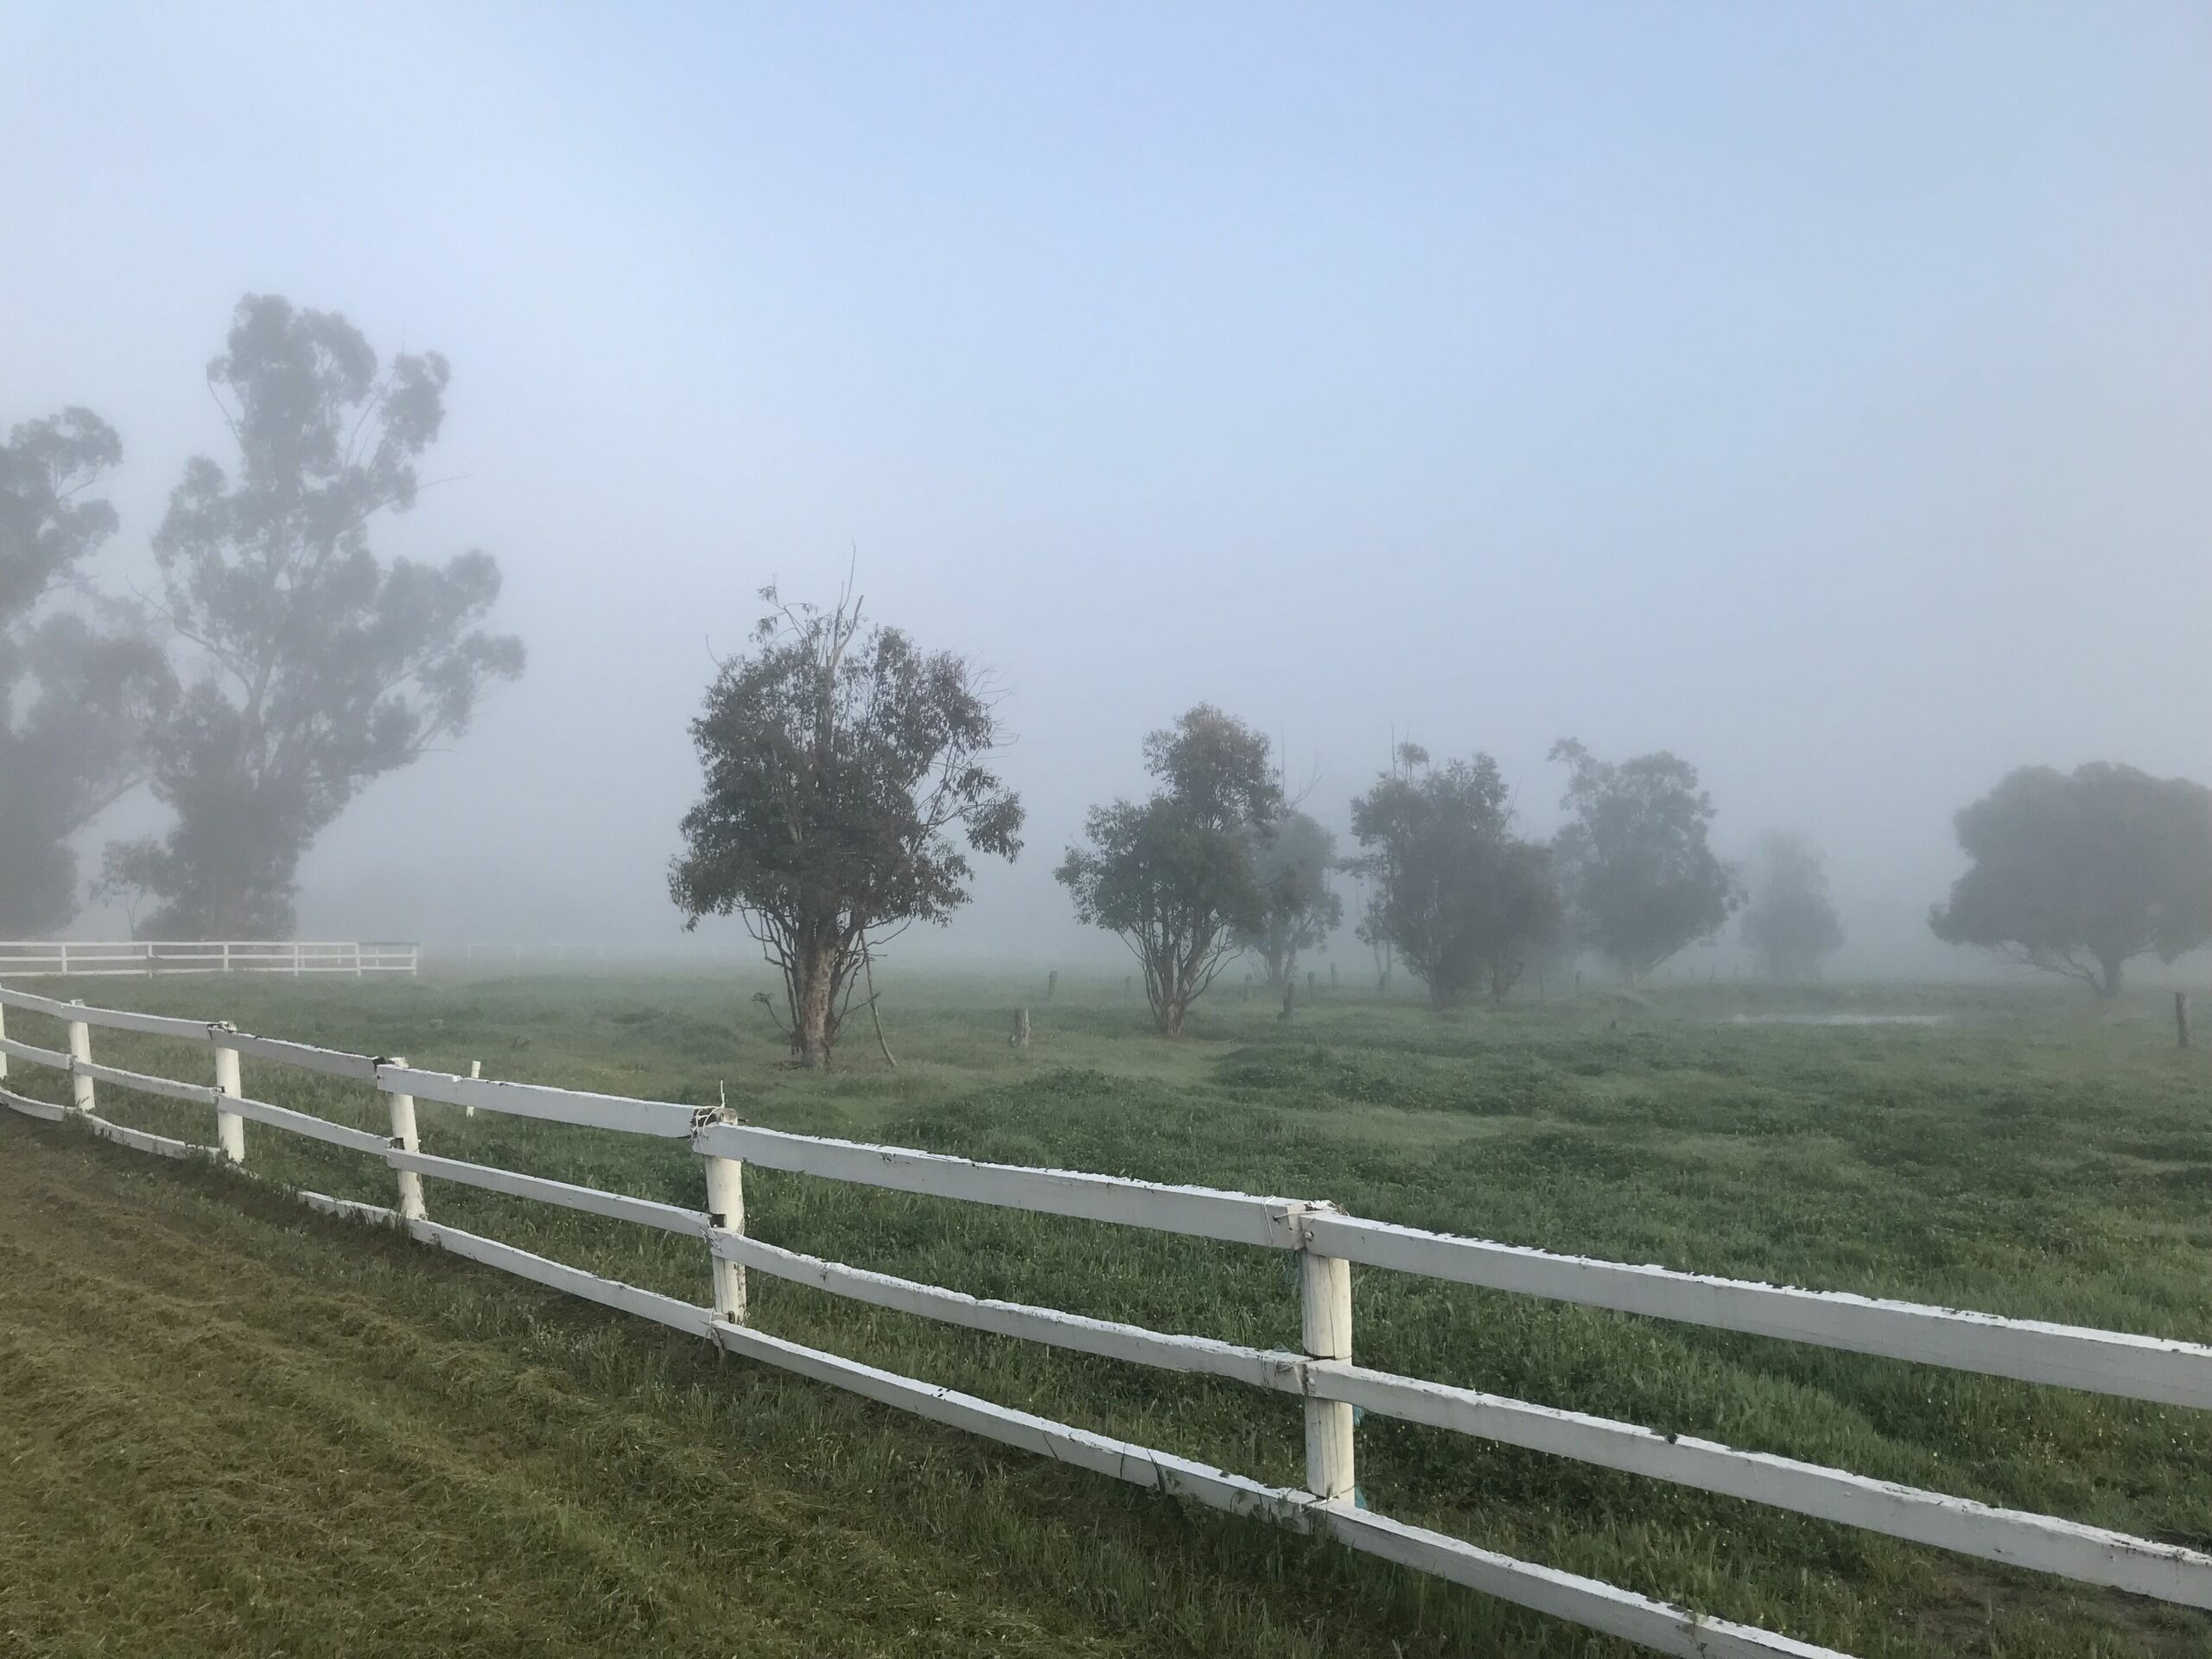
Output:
top-left (12, 357), bottom-right (2210, 1051)
top-left (670, 588), bottom-right (2212, 1061)
top-left (2, 295), bottom-right (524, 938)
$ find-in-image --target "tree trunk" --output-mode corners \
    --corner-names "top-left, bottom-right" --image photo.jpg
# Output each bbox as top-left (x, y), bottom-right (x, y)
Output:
top-left (793, 946), bottom-right (839, 1067)
top-left (2097, 955), bottom-right (2125, 1000)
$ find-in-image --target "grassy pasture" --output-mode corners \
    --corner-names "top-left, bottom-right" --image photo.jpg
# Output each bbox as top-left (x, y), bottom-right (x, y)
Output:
top-left (1, 967), bottom-right (2208, 1656)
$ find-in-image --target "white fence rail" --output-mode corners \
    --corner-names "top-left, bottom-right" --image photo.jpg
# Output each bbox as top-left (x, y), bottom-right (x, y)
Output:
top-left (0, 940), bottom-right (419, 979)
top-left (2, 982), bottom-right (2206, 1656)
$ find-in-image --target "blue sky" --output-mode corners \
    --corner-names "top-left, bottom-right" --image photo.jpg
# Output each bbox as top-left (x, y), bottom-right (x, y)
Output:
top-left (5, 2), bottom-right (2208, 964)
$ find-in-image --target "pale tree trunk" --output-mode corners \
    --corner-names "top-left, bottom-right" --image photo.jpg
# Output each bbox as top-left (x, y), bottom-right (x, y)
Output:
top-left (793, 944), bottom-right (840, 1068)
top-left (2097, 954), bottom-right (2125, 1001)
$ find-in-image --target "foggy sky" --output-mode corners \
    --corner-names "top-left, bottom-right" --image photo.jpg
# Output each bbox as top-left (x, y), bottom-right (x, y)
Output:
top-left (5, 3), bottom-right (2208, 974)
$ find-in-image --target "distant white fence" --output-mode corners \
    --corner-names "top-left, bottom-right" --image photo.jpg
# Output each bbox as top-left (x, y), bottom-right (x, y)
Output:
top-left (0, 940), bottom-right (418, 979)
top-left (1, 979), bottom-right (2206, 1658)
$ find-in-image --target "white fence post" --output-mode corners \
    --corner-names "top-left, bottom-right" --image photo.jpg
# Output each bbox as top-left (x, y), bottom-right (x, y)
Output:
top-left (0, 997), bottom-right (8, 1084)
top-left (213, 1036), bottom-right (245, 1165)
top-left (385, 1057), bottom-right (426, 1221)
top-left (465, 1058), bottom-right (480, 1117)
top-left (67, 1001), bottom-right (95, 1115)
top-left (702, 1149), bottom-right (747, 1325)
top-left (1298, 1202), bottom-right (1356, 1502)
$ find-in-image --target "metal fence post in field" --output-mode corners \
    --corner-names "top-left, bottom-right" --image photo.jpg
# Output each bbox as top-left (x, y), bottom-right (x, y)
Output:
top-left (703, 1147), bottom-right (747, 1325)
top-left (67, 1001), bottom-right (94, 1115)
top-left (1298, 1201), bottom-right (1356, 1502)
top-left (385, 1057), bottom-right (426, 1221)
top-left (213, 1035), bottom-right (245, 1165)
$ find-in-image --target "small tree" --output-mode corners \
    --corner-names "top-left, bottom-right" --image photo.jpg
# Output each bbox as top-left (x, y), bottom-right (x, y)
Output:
top-left (1058, 705), bottom-right (1281, 1036)
top-left (1929, 762), bottom-right (2212, 998)
top-left (1740, 830), bottom-right (1844, 981)
top-left (671, 585), bottom-right (1022, 1066)
top-left (1351, 753), bottom-right (1560, 1008)
top-left (1550, 738), bottom-right (1740, 980)
top-left (1233, 809), bottom-right (1342, 985)
top-left (0, 409), bottom-right (173, 935)
top-left (106, 296), bottom-right (524, 936)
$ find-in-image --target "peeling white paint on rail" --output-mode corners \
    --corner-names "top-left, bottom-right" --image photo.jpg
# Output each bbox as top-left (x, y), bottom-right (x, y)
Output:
top-left (1306, 1363), bottom-right (2212, 1607)
top-left (409, 1217), bottom-right (713, 1336)
top-left (0, 1035), bottom-right (71, 1071)
top-left (713, 1230), bottom-right (1306, 1389)
top-left (377, 1065), bottom-right (696, 1138)
top-left (695, 1121), bottom-right (1307, 1248)
top-left (0, 1084), bottom-right (67, 1121)
top-left (1303, 1212), bottom-right (2212, 1410)
top-left (393, 1148), bottom-right (710, 1236)
top-left (73, 1058), bottom-right (220, 1107)
top-left (0, 983), bottom-right (216, 1041)
top-left (224, 1031), bottom-right (381, 1082)
top-left (225, 1094), bottom-right (395, 1158)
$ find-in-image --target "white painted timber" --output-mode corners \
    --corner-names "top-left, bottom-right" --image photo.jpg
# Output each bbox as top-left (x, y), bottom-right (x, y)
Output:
top-left (1307, 1363), bottom-right (2212, 1609)
top-left (390, 1148), bottom-right (710, 1237)
top-left (694, 1120), bottom-right (1306, 1248)
top-left (214, 1046), bottom-right (244, 1164)
top-left (0, 1084), bottom-right (67, 1121)
top-left (703, 1321), bottom-right (1841, 1658)
top-left (386, 1057), bottom-right (425, 1222)
top-left (1304, 1212), bottom-right (2212, 1411)
top-left (72, 1058), bottom-right (219, 1107)
top-left (409, 1217), bottom-right (713, 1338)
top-left (711, 1230), bottom-right (1306, 1390)
top-left (222, 1094), bottom-right (394, 1158)
top-left (1298, 1215), bottom-right (1356, 1502)
top-left (377, 1065), bottom-right (696, 1139)
top-left (702, 1154), bottom-right (747, 1323)
top-left (0, 1035), bottom-right (71, 1071)
top-left (67, 1012), bottom-right (93, 1113)
top-left (82, 1114), bottom-right (208, 1160)
top-left (1319, 1504), bottom-right (1846, 1659)
top-left (0, 984), bottom-right (214, 1041)
top-left (302, 1190), bottom-right (399, 1224)
top-left (224, 1030), bottom-right (381, 1082)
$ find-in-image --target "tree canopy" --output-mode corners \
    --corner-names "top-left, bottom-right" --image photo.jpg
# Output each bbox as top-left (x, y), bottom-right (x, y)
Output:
top-left (1351, 751), bottom-right (1560, 1007)
top-left (1929, 762), bottom-right (2212, 997)
top-left (671, 585), bottom-right (1022, 1066)
top-left (1740, 829), bottom-right (1844, 981)
top-left (0, 409), bottom-right (172, 935)
top-left (100, 295), bottom-right (524, 937)
top-left (1550, 738), bottom-right (1739, 979)
top-left (1232, 809), bottom-right (1342, 985)
top-left (1058, 705), bottom-right (1281, 1036)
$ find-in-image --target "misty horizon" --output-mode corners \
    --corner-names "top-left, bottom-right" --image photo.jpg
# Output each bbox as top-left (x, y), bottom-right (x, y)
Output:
top-left (6, 3), bottom-right (2207, 982)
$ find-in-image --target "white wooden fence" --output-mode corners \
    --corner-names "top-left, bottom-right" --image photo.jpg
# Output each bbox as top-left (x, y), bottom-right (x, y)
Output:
top-left (0, 940), bottom-right (419, 979)
top-left (1, 979), bottom-right (2206, 1658)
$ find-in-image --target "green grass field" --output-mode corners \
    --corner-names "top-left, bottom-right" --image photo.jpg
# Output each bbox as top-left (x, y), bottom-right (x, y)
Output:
top-left (2, 967), bottom-right (2208, 1656)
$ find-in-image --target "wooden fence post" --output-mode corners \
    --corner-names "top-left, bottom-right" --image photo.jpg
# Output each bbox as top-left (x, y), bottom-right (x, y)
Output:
top-left (465, 1058), bottom-right (480, 1117)
top-left (1297, 1202), bottom-right (1356, 1502)
top-left (0, 998), bottom-right (8, 1084)
top-left (67, 1001), bottom-right (94, 1115)
top-left (214, 1037), bottom-right (245, 1165)
top-left (703, 1150), bottom-right (747, 1325)
top-left (385, 1057), bottom-right (426, 1221)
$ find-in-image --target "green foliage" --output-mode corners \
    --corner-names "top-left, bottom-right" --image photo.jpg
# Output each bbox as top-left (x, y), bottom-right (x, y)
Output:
top-left (1351, 753), bottom-right (1560, 1008)
top-left (1058, 705), bottom-right (1281, 1035)
top-left (1930, 761), bottom-right (2212, 998)
top-left (1740, 829), bottom-right (1845, 982)
top-left (104, 295), bottom-right (524, 938)
top-left (1232, 809), bottom-right (1343, 985)
top-left (1550, 738), bottom-right (1741, 980)
top-left (0, 409), bottom-right (173, 934)
top-left (671, 584), bottom-right (1022, 1065)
